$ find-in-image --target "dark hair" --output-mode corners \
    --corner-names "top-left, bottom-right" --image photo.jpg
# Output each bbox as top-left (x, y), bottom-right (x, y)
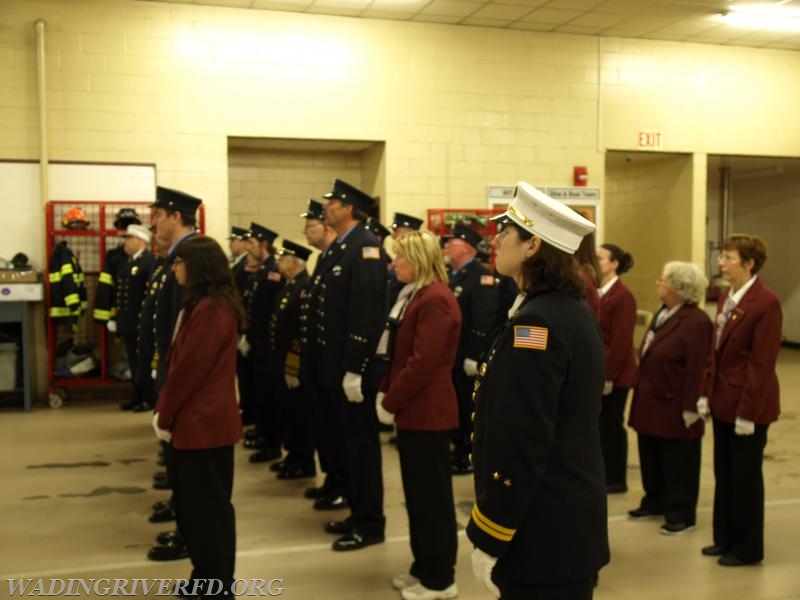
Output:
top-left (574, 231), bottom-right (600, 286)
top-left (166, 208), bottom-right (197, 228)
top-left (722, 233), bottom-right (767, 274)
top-left (511, 223), bottom-right (583, 299)
top-left (600, 243), bottom-right (634, 275)
top-left (174, 235), bottom-right (247, 329)
top-left (352, 207), bottom-right (368, 223)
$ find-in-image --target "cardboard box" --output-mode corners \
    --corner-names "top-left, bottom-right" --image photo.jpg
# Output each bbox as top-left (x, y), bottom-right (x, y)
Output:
top-left (0, 270), bottom-right (39, 283)
top-left (0, 284), bottom-right (44, 302)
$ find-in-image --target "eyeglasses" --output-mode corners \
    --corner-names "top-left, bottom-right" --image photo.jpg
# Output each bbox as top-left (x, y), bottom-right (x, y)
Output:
top-left (718, 254), bottom-right (739, 263)
top-left (173, 257), bottom-right (184, 265)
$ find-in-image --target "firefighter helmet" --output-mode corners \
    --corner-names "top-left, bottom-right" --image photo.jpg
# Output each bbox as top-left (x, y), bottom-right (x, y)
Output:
top-left (113, 207), bottom-right (141, 230)
top-left (62, 206), bottom-right (90, 229)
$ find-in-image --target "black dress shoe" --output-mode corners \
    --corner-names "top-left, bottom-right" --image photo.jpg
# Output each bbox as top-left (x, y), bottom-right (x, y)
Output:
top-left (324, 520), bottom-right (352, 535)
top-left (628, 507), bottom-right (662, 519)
top-left (277, 465), bottom-right (316, 480)
top-left (243, 437), bottom-right (264, 450)
top-left (120, 399), bottom-right (138, 411)
top-left (701, 544), bottom-right (727, 557)
top-left (378, 422), bottom-right (394, 432)
top-left (152, 477), bottom-right (171, 490)
top-left (304, 486), bottom-right (326, 500)
top-left (606, 483), bottom-right (628, 494)
top-left (146, 542), bottom-right (188, 561)
top-left (718, 554), bottom-right (754, 567)
top-left (249, 448), bottom-right (282, 463)
top-left (153, 470), bottom-right (167, 479)
top-left (244, 428), bottom-right (260, 441)
top-left (155, 530), bottom-right (180, 545)
top-left (313, 494), bottom-right (349, 511)
top-left (152, 499), bottom-right (172, 511)
top-left (270, 460), bottom-right (289, 472)
top-left (156, 456), bottom-right (166, 466)
top-left (132, 402), bottom-right (152, 413)
top-left (149, 506), bottom-right (176, 523)
top-left (451, 461), bottom-right (474, 476)
top-left (332, 531), bottom-right (384, 552)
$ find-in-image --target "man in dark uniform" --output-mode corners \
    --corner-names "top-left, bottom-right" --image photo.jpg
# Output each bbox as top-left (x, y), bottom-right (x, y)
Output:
top-left (467, 183), bottom-right (608, 599)
top-left (314, 179), bottom-right (388, 551)
top-left (297, 199), bottom-right (342, 504)
top-left (229, 225), bottom-right (251, 299)
top-left (111, 224), bottom-right (155, 412)
top-left (268, 239), bottom-right (315, 480)
top-left (391, 212), bottom-right (424, 239)
top-left (240, 223), bottom-right (285, 463)
top-left (443, 223), bottom-right (498, 475)
top-left (146, 186), bottom-right (202, 563)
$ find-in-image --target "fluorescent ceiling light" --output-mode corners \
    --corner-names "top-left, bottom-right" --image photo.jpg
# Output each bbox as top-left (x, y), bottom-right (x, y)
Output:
top-left (720, 3), bottom-right (800, 31)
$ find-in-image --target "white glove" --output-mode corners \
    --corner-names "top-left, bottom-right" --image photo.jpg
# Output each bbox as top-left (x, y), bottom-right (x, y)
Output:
top-left (682, 411), bottom-right (700, 429)
top-left (463, 358), bottom-right (479, 377)
top-left (376, 391), bottom-right (394, 426)
top-left (237, 335), bottom-right (250, 357)
top-left (696, 396), bottom-right (710, 421)
top-left (107, 320), bottom-right (117, 333)
top-left (602, 380), bottom-right (613, 396)
top-left (151, 412), bottom-right (172, 443)
top-left (735, 417), bottom-right (755, 436)
top-left (471, 548), bottom-right (500, 599)
top-left (284, 374), bottom-right (300, 390)
top-left (342, 371), bottom-right (364, 403)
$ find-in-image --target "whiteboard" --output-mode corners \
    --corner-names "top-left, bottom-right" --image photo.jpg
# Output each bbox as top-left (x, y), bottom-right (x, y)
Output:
top-left (0, 161), bottom-right (155, 270)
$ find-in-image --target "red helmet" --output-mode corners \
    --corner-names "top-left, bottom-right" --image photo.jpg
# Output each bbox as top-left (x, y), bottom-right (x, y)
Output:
top-left (62, 206), bottom-right (90, 229)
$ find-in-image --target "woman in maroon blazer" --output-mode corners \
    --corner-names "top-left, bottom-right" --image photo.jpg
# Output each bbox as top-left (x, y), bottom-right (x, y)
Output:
top-left (698, 234), bottom-right (782, 567)
top-left (628, 262), bottom-right (712, 535)
top-left (597, 243), bottom-right (638, 493)
top-left (153, 235), bottom-right (246, 597)
top-left (377, 230), bottom-right (461, 600)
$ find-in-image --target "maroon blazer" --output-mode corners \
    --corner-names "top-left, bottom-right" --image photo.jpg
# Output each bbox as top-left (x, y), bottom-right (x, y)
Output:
top-left (381, 281), bottom-right (461, 431)
top-left (157, 297), bottom-right (244, 450)
top-left (579, 268), bottom-right (600, 319)
top-left (701, 279), bottom-right (782, 424)
top-left (628, 304), bottom-right (712, 438)
top-left (598, 279), bottom-right (638, 388)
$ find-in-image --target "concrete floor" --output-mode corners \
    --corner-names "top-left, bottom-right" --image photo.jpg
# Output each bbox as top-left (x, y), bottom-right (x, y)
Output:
top-left (1, 349), bottom-right (799, 599)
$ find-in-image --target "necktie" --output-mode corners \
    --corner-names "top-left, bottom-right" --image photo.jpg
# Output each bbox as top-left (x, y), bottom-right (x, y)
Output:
top-left (715, 295), bottom-right (737, 350)
top-left (641, 308), bottom-right (669, 356)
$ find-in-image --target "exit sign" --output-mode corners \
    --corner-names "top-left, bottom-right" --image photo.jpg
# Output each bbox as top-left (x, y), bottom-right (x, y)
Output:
top-left (638, 131), bottom-right (663, 149)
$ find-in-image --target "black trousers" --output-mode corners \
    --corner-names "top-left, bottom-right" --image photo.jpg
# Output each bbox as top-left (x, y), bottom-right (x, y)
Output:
top-left (274, 374), bottom-right (314, 468)
top-left (451, 369), bottom-right (476, 460)
top-left (397, 429), bottom-right (457, 590)
top-left (122, 333), bottom-right (143, 405)
top-left (236, 352), bottom-right (256, 426)
top-left (599, 387), bottom-right (629, 486)
top-left (712, 417), bottom-right (769, 562)
top-left (497, 577), bottom-right (594, 600)
top-left (637, 433), bottom-right (701, 525)
top-left (341, 387), bottom-right (385, 536)
top-left (314, 385), bottom-right (348, 497)
top-left (251, 347), bottom-right (284, 452)
top-left (172, 446), bottom-right (236, 591)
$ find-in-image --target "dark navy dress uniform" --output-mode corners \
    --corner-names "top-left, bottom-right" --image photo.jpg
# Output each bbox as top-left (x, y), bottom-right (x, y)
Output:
top-left (467, 292), bottom-right (610, 596)
top-left (311, 223), bottom-right (387, 540)
top-left (137, 257), bottom-right (166, 409)
top-left (449, 258), bottom-right (498, 469)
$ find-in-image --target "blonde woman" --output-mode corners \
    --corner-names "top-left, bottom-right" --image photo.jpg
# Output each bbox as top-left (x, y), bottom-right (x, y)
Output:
top-left (377, 230), bottom-right (462, 600)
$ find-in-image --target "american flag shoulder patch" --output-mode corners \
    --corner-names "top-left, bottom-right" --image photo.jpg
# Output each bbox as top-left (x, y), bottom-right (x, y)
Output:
top-left (362, 246), bottom-right (380, 260)
top-left (480, 274), bottom-right (495, 286)
top-left (267, 271), bottom-right (282, 282)
top-left (513, 325), bottom-right (548, 350)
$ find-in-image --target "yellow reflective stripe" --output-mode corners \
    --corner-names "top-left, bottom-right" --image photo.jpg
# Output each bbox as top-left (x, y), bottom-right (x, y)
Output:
top-left (60, 263), bottom-right (74, 275)
top-left (99, 272), bottom-right (114, 285)
top-left (50, 307), bottom-right (70, 317)
top-left (93, 309), bottom-right (111, 320)
top-left (64, 293), bottom-right (80, 306)
top-left (49, 272), bottom-right (61, 283)
top-left (75, 273), bottom-right (85, 284)
top-left (470, 505), bottom-right (516, 542)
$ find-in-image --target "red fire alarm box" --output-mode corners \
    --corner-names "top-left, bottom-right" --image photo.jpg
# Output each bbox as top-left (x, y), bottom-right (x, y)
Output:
top-left (574, 166), bottom-right (588, 186)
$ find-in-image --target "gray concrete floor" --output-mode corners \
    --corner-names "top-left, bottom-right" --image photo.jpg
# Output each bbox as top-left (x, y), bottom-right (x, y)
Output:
top-left (1, 349), bottom-right (799, 599)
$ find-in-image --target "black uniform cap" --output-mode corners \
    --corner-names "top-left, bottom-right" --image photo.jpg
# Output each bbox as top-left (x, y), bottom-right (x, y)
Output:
top-left (392, 212), bottom-right (423, 231)
top-left (228, 226), bottom-right (250, 240)
top-left (152, 186), bottom-right (202, 216)
top-left (249, 222), bottom-right (279, 243)
top-left (445, 223), bottom-right (483, 249)
top-left (323, 179), bottom-right (375, 213)
top-left (277, 239), bottom-right (312, 262)
top-left (366, 218), bottom-right (391, 241)
top-left (300, 199), bottom-right (325, 221)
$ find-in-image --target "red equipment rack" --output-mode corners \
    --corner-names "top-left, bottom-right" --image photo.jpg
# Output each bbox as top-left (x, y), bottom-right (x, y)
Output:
top-left (44, 200), bottom-right (206, 407)
top-left (427, 208), bottom-right (505, 263)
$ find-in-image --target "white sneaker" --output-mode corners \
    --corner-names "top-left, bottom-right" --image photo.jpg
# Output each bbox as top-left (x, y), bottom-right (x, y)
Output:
top-left (400, 582), bottom-right (458, 600)
top-left (392, 574), bottom-right (420, 590)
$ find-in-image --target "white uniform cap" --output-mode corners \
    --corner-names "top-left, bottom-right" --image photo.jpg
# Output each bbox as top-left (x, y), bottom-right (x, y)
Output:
top-left (492, 182), bottom-right (595, 254)
top-left (122, 223), bottom-right (152, 244)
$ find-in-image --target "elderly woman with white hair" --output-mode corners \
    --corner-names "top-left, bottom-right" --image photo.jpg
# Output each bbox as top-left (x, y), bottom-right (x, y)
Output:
top-left (627, 261), bottom-right (713, 536)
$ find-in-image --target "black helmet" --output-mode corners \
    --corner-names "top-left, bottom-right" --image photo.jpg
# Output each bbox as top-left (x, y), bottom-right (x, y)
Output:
top-left (113, 208), bottom-right (141, 230)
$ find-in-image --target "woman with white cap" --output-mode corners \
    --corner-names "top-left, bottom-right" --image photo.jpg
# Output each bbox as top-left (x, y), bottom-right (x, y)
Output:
top-left (466, 182), bottom-right (609, 600)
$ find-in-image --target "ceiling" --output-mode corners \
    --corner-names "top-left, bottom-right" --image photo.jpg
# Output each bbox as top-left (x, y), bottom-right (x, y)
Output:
top-left (145, 0), bottom-right (800, 50)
